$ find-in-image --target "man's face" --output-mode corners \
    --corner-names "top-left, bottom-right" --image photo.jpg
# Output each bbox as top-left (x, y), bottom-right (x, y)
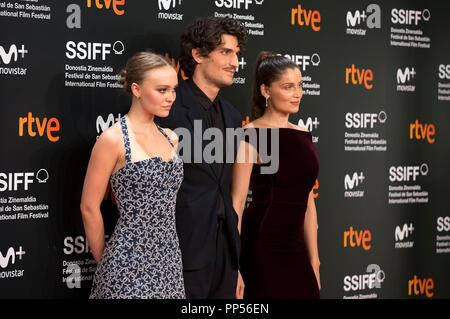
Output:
top-left (195, 34), bottom-right (240, 89)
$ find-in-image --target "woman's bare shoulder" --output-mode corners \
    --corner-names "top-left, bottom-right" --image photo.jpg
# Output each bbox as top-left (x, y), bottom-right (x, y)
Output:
top-left (95, 121), bottom-right (123, 149)
top-left (161, 127), bottom-right (179, 143)
top-left (287, 122), bottom-right (310, 132)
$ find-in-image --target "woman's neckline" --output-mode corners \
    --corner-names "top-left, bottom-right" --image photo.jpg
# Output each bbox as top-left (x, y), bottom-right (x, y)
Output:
top-left (243, 126), bottom-right (311, 133)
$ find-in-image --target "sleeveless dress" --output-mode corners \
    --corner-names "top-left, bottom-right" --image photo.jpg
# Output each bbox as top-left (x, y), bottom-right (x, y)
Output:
top-left (240, 127), bottom-right (320, 299)
top-left (89, 116), bottom-right (185, 299)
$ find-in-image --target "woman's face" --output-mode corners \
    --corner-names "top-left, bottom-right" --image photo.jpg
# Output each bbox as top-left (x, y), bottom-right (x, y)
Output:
top-left (132, 65), bottom-right (178, 117)
top-left (262, 67), bottom-right (303, 114)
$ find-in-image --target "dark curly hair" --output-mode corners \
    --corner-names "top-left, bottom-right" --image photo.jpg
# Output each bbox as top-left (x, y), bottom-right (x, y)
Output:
top-left (179, 17), bottom-right (248, 78)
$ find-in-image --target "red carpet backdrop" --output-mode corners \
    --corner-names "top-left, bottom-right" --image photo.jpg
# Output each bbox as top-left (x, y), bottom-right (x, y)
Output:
top-left (0, 0), bottom-right (449, 298)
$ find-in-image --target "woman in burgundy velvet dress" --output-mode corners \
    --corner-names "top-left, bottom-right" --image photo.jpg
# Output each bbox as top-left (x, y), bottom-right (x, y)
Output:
top-left (231, 52), bottom-right (321, 299)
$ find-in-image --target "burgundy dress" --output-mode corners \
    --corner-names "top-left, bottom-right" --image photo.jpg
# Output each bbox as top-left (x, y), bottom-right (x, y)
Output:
top-left (240, 127), bottom-right (320, 299)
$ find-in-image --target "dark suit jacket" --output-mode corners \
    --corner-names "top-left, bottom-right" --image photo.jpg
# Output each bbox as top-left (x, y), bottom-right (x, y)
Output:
top-left (155, 80), bottom-right (243, 271)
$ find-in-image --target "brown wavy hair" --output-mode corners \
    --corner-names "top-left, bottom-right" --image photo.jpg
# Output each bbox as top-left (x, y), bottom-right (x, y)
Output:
top-left (179, 16), bottom-right (248, 78)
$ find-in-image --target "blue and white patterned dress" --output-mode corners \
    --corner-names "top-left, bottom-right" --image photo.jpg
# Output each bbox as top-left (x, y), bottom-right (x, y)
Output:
top-left (89, 115), bottom-right (185, 299)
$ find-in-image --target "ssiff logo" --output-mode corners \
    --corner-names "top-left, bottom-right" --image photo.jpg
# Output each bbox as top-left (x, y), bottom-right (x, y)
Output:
top-left (66, 40), bottom-right (124, 61)
top-left (389, 163), bottom-right (428, 182)
top-left (437, 216), bottom-right (450, 232)
top-left (0, 169), bottom-right (49, 193)
top-left (345, 111), bottom-right (387, 129)
top-left (439, 64), bottom-right (450, 79)
top-left (343, 264), bottom-right (385, 293)
top-left (282, 53), bottom-right (320, 72)
top-left (291, 4), bottom-right (321, 31)
top-left (391, 8), bottom-right (431, 25)
top-left (215, 0), bottom-right (264, 10)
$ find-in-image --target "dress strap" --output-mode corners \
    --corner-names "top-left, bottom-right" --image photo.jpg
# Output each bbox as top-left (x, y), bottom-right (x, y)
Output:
top-left (120, 115), bottom-right (132, 164)
top-left (155, 123), bottom-right (175, 149)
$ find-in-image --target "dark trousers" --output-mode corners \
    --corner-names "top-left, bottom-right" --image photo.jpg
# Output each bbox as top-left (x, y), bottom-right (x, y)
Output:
top-left (183, 218), bottom-right (237, 299)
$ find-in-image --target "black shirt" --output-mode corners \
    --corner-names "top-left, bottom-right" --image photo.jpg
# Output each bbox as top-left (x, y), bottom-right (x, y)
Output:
top-left (187, 79), bottom-right (226, 220)
top-left (187, 79), bottom-right (225, 176)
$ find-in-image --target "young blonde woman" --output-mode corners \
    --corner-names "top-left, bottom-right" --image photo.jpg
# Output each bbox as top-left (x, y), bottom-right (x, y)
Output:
top-left (80, 51), bottom-right (185, 299)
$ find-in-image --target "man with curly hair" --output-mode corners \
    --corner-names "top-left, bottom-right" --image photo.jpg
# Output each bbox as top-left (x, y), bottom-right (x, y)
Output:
top-left (155, 17), bottom-right (248, 299)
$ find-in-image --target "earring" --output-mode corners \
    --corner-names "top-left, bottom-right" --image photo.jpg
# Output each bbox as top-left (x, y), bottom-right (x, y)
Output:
top-left (265, 96), bottom-right (269, 108)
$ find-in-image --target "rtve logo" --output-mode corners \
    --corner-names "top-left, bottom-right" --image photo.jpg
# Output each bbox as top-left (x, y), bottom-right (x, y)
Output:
top-left (409, 120), bottom-right (435, 144)
top-left (408, 276), bottom-right (434, 298)
top-left (391, 8), bottom-right (431, 25)
top-left (298, 117), bottom-right (319, 132)
top-left (395, 223), bottom-right (414, 241)
top-left (0, 44), bottom-right (28, 65)
top-left (389, 163), bottom-right (428, 182)
top-left (86, 0), bottom-right (125, 16)
top-left (215, 0), bottom-right (264, 10)
top-left (19, 112), bottom-right (60, 142)
top-left (346, 4), bottom-right (381, 28)
top-left (0, 246), bottom-right (26, 269)
top-left (438, 64), bottom-right (450, 79)
top-left (437, 216), bottom-right (450, 232)
top-left (343, 226), bottom-right (372, 250)
top-left (0, 169), bottom-right (49, 192)
top-left (345, 111), bottom-right (387, 129)
top-left (281, 53), bottom-right (320, 72)
top-left (345, 64), bottom-right (374, 90)
top-left (165, 53), bottom-right (188, 80)
top-left (291, 4), bottom-right (321, 32)
top-left (66, 41), bottom-right (124, 61)
top-left (312, 179), bottom-right (319, 199)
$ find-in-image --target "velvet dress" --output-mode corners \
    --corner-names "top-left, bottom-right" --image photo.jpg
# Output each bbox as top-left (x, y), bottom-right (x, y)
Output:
top-left (240, 127), bottom-right (320, 299)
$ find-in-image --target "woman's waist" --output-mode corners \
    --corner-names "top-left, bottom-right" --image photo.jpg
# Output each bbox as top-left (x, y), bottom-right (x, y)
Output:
top-left (250, 186), bottom-right (309, 205)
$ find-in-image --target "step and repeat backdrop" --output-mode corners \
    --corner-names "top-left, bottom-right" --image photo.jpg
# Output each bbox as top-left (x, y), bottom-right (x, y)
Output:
top-left (0, 0), bottom-right (449, 299)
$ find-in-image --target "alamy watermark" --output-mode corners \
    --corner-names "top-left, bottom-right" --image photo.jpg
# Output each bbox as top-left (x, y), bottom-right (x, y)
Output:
top-left (173, 120), bottom-right (280, 174)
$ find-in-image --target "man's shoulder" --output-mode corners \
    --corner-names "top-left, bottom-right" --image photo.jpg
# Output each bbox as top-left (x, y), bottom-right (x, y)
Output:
top-left (219, 96), bottom-right (242, 118)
